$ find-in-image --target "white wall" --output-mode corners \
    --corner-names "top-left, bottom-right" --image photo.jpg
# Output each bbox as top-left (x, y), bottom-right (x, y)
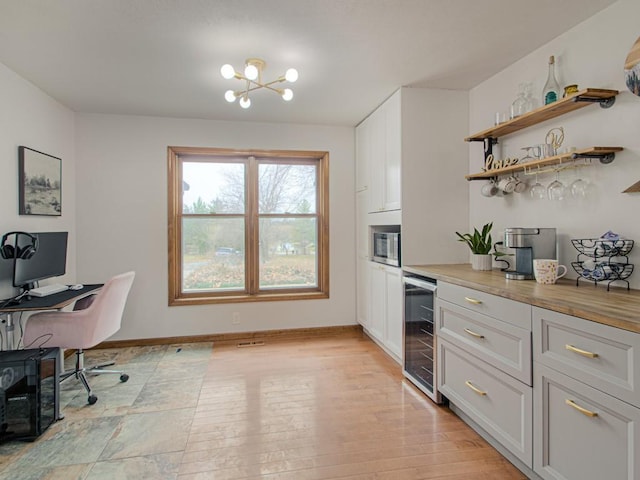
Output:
top-left (0, 61), bottom-right (77, 300)
top-left (75, 114), bottom-right (355, 341)
top-left (469, 0), bottom-right (640, 288)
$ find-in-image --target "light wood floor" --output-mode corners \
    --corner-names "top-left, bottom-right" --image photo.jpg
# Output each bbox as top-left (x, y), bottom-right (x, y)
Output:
top-left (0, 331), bottom-right (527, 479)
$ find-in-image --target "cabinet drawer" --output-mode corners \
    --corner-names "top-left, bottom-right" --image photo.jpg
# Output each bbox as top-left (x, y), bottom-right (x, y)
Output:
top-left (438, 282), bottom-right (531, 330)
top-left (533, 307), bottom-right (640, 408)
top-left (534, 363), bottom-right (640, 480)
top-left (438, 339), bottom-right (532, 467)
top-left (437, 298), bottom-right (532, 385)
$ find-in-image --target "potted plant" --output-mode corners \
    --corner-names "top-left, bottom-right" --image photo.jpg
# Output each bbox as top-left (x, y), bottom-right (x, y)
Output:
top-left (455, 222), bottom-right (494, 271)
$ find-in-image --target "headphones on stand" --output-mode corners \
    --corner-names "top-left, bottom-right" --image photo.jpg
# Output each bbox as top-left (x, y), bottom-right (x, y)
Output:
top-left (0, 231), bottom-right (39, 260)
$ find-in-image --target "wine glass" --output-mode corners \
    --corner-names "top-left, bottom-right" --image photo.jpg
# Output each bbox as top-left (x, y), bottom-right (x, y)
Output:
top-left (547, 171), bottom-right (566, 201)
top-left (570, 176), bottom-right (588, 199)
top-left (530, 172), bottom-right (546, 200)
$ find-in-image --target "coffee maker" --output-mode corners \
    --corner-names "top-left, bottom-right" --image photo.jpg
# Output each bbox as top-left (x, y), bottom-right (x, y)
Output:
top-left (503, 228), bottom-right (557, 280)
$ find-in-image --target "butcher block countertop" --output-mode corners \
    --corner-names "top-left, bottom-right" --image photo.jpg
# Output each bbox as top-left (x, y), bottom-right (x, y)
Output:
top-left (404, 264), bottom-right (640, 334)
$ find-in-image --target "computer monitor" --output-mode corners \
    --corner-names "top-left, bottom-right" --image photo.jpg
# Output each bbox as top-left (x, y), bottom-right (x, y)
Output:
top-left (13, 232), bottom-right (68, 290)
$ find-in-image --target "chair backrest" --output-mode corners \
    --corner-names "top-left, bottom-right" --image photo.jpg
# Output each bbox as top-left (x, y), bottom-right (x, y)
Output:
top-left (79, 271), bottom-right (135, 347)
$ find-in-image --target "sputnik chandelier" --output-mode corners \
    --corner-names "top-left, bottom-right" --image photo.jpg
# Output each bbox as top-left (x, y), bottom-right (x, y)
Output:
top-left (220, 58), bottom-right (298, 109)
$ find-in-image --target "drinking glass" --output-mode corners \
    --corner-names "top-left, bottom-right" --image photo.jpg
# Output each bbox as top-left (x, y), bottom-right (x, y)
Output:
top-left (530, 172), bottom-right (546, 200)
top-left (547, 171), bottom-right (566, 201)
top-left (570, 178), bottom-right (588, 198)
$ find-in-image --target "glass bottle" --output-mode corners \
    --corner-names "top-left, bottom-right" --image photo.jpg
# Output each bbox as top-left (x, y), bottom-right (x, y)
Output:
top-left (522, 82), bottom-right (536, 112)
top-left (510, 84), bottom-right (527, 119)
top-left (542, 55), bottom-right (560, 105)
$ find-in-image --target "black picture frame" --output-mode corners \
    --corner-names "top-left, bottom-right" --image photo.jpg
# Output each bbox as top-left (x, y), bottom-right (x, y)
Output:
top-left (18, 146), bottom-right (62, 216)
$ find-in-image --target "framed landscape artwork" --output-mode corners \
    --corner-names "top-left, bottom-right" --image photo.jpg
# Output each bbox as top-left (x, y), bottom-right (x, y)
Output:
top-left (18, 146), bottom-right (62, 216)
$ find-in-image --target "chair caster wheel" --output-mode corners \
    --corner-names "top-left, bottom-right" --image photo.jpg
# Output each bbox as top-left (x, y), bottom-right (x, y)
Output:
top-left (120, 374), bottom-right (129, 382)
top-left (88, 395), bottom-right (98, 405)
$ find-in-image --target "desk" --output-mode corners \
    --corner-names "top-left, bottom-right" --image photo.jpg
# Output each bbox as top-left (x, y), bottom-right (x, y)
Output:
top-left (0, 284), bottom-right (102, 350)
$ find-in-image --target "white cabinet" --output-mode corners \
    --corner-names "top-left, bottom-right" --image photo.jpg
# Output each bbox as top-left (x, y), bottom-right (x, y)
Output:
top-left (534, 363), bottom-right (640, 480)
top-left (439, 339), bottom-right (533, 466)
top-left (357, 91), bottom-right (402, 213)
top-left (355, 192), bottom-right (370, 329)
top-left (533, 307), bottom-right (640, 480)
top-left (436, 281), bottom-right (533, 468)
top-left (355, 114), bottom-right (371, 194)
top-left (368, 262), bottom-right (403, 362)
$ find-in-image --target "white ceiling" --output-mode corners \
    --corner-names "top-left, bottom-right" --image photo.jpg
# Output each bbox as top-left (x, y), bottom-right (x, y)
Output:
top-left (0, 0), bottom-right (618, 126)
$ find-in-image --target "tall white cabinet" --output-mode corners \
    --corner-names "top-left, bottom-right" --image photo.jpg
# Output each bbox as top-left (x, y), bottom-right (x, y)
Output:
top-left (355, 87), bottom-right (470, 363)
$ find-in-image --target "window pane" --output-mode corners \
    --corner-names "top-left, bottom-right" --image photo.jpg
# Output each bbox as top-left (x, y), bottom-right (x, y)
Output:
top-left (258, 164), bottom-right (316, 214)
top-left (182, 217), bottom-right (245, 292)
top-left (182, 161), bottom-right (245, 214)
top-left (259, 218), bottom-right (317, 289)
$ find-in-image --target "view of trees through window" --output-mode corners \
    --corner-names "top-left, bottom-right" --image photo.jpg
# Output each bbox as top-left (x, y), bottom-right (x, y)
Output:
top-left (180, 157), bottom-right (319, 293)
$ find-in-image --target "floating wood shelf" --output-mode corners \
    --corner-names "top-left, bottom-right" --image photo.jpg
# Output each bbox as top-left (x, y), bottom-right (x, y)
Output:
top-left (623, 181), bottom-right (640, 193)
top-left (465, 147), bottom-right (624, 181)
top-left (465, 89), bottom-right (619, 142)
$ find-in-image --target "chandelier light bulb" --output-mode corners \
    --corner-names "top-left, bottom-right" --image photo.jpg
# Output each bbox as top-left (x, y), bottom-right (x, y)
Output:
top-left (244, 64), bottom-right (259, 81)
top-left (285, 68), bottom-right (298, 83)
top-left (239, 96), bottom-right (251, 109)
top-left (220, 64), bottom-right (235, 80)
top-left (282, 88), bottom-right (294, 101)
top-left (224, 90), bottom-right (237, 103)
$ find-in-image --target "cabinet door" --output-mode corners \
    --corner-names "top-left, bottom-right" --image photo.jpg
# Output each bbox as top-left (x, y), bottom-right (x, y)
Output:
top-left (356, 257), bottom-right (370, 329)
top-left (534, 362), bottom-right (640, 480)
top-left (368, 262), bottom-right (385, 342)
top-left (384, 265), bottom-right (403, 359)
top-left (355, 191), bottom-right (369, 257)
top-left (355, 116), bottom-right (371, 194)
top-left (367, 108), bottom-right (385, 213)
top-left (439, 339), bottom-right (533, 467)
top-left (383, 91), bottom-right (401, 211)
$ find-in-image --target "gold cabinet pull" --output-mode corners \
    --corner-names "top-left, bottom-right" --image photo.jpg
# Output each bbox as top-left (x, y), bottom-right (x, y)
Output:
top-left (464, 328), bottom-right (485, 339)
top-left (464, 296), bottom-right (483, 305)
top-left (565, 399), bottom-right (598, 417)
top-left (565, 344), bottom-right (599, 358)
top-left (465, 380), bottom-right (487, 396)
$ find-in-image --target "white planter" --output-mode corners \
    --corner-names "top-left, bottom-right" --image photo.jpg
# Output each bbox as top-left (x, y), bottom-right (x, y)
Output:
top-left (471, 254), bottom-right (493, 271)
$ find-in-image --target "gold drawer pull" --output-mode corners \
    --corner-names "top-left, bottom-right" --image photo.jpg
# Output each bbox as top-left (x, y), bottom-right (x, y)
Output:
top-left (565, 399), bottom-right (598, 417)
top-left (464, 328), bottom-right (485, 339)
top-left (565, 344), bottom-right (599, 358)
top-left (465, 380), bottom-right (487, 396)
top-left (464, 296), bottom-right (483, 305)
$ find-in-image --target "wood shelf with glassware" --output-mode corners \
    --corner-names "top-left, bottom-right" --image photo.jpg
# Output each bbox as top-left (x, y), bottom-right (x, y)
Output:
top-left (464, 88), bottom-right (619, 142)
top-left (465, 146), bottom-right (624, 181)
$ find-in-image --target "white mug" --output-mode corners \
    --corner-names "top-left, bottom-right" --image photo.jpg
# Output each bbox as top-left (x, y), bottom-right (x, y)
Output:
top-left (498, 177), bottom-right (515, 193)
top-left (533, 259), bottom-right (567, 284)
top-left (481, 181), bottom-right (499, 197)
top-left (512, 175), bottom-right (527, 193)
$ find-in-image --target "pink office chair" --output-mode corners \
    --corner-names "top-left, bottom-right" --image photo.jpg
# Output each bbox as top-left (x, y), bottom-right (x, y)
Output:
top-left (23, 271), bottom-right (135, 405)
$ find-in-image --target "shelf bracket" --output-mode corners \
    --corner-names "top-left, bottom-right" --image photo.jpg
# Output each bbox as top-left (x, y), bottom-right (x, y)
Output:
top-left (572, 95), bottom-right (616, 109)
top-left (483, 137), bottom-right (498, 163)
top-left (571, 152), bottom-right (616, 164)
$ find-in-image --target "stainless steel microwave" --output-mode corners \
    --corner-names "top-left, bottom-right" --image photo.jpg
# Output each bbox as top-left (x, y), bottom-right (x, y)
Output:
top-left (372, 232), bottom-right (400, 267)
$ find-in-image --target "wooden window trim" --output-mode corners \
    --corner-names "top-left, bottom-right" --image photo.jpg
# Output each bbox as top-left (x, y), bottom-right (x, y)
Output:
top-left (168, 146), bottom-right (330, 305)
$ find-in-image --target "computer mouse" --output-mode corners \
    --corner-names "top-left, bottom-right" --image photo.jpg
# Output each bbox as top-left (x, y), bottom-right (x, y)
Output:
top-left (69, 284), bottom-right (84, 290)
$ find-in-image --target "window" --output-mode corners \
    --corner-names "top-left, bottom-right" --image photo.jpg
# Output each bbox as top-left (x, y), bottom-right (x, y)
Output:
top-left (168, 147), bottom-right (329, 305)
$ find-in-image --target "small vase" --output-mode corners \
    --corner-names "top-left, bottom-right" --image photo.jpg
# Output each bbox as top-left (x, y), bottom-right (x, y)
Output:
top-left (471, 254), bottom-right (493, 271)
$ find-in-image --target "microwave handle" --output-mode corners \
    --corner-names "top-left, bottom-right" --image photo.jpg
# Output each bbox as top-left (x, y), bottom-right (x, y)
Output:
top-left (403, 276), bottom-right (437, 292)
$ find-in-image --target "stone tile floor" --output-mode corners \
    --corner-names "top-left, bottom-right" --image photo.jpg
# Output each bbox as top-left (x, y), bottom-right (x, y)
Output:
top-left (0, 342), bottom-right (212, 479)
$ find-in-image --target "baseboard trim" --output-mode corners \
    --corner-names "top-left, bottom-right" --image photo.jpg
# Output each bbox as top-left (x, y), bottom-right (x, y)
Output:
top-left (95, 324), bottom-right (363, 349)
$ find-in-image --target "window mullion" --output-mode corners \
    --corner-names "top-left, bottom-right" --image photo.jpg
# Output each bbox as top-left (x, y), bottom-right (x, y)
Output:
top-left (246, 156), bottom-right (259, 294)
